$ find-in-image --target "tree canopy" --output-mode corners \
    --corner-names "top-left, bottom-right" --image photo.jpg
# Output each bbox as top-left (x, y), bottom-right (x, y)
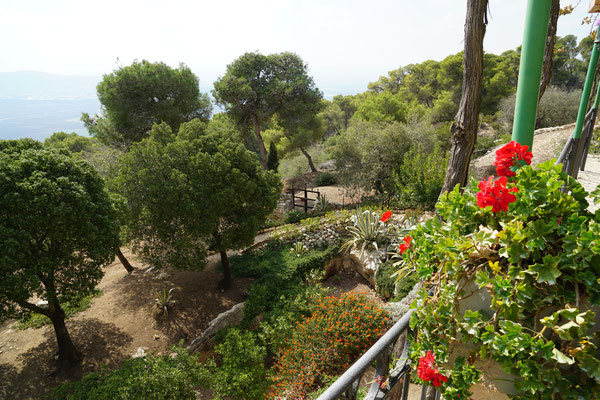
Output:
top-left (83, 60), bottom-right (212, 148)
top-left (0, 142), bottom-right (119, 373)
top-left (117, 119), bottom-right (281, 287)
top-left (213, 52), bottom-right (322, 170)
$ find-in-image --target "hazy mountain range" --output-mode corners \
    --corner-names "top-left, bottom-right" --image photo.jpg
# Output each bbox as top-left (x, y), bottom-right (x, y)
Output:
top-left (0, 71), bottom-right (361, 142)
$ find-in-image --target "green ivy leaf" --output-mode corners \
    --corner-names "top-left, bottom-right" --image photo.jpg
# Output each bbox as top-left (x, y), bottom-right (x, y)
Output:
top-left (529, 254), bottom-right (561, 284)
top-left (551, 348), bottom-right (575, 365)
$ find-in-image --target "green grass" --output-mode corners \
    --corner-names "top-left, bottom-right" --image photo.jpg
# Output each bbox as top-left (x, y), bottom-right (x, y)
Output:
top-left (15, 290), bottom-right (103, 329)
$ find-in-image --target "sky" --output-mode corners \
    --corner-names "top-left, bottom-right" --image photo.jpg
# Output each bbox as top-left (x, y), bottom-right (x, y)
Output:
top-left (0, 0), bottom-right (597, 97)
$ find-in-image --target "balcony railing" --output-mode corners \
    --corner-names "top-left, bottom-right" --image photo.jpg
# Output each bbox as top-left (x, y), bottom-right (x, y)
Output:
top-left (316, 308), bottom-right (439, 400)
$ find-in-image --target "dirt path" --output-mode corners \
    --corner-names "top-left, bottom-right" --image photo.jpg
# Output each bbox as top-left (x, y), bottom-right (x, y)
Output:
top-left (0, 249), bottom-right (253, 400)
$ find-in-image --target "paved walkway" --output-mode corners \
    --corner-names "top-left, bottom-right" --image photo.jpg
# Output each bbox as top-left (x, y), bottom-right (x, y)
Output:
top-left (579, 154), bottom-right (600, 213)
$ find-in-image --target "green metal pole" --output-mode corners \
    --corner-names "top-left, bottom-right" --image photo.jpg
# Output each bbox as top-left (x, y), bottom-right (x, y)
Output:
top-left (511, 0), bottom-right (552, 150)
top-left (573, 28), bottom-right (600, 139)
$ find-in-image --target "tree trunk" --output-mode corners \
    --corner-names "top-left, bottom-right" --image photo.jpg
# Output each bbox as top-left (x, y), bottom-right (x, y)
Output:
top-left (300, 146), bottom-right (318, 173)
top-left (539, 0), bottom-right (560, 102)
top-left (219, 250), bottom-right (232, 289)
top-left (439, 0), bottom-right (488, 195)
top-left (49, 305), bottom-right (82, 374)
top-left (116, 247), bottom-right (134, 273)
top-left (252, 115), bottom-right (268, 170)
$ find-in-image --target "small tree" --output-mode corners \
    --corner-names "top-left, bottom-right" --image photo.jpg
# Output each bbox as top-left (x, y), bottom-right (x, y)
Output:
top-left (0, 143), bottom-right (119, 373)
top-left (83, 60), bottom-right (212, 148)
top-left (213, 52), bottom-right (322, 170)
top-left (117, 120), bottom-right (281, 288)
top-left (267, 141), bottom-right (279, 172)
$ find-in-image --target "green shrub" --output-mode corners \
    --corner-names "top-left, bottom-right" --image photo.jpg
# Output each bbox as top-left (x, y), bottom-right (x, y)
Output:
top-left (266, 293), bottom-right (389, 399)
top-left (52, 345), bottom-right (201, 400)
top-left (313, 172), bottom-right (338, 187)
top-left (375, 263), bottom-right (396, 299)
top-left (392, 270), bottom-right (419, 302)
top-left (198, 329), bottom-right (267, 400)
top-left (407, 160), bottom-right (600, 398)
top-left (285, 209), bottom-right (306, 224)
top-left (228, 243), bottom-right (340, 324)
top-left (16, 290), bottom-right (102, 329)
top-left (393, 144), bottom-right (447, 210)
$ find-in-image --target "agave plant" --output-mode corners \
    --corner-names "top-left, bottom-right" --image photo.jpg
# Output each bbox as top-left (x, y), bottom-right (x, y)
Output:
top-left (291, 241), bottom-right (308, 257)
top-left (155, 287), bottom-right (180, 317)
top-left (314, 194), bottom-right (330, 212)
top-left (341, 209), bottom-right (388, 256)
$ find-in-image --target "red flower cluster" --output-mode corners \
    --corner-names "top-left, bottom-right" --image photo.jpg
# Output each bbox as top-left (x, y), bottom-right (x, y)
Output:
top-left (476, 176), bottom-right (518, 212)
top-left (380, 210), bottom-right (392, 223)
top-left (494, 141), bottom-right (533, 177)
top-left (417, 350), bottom-right (448, 387)
top-left (399, 235), bottom-right (412, 254)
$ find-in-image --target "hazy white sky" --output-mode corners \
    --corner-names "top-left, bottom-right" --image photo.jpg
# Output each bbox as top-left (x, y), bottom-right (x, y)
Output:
top-left (0, 0), bottom-right (596, 96)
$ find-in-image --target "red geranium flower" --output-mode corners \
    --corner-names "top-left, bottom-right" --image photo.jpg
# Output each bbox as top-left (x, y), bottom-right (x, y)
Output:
top-left (417, 351), bottom-right (448, 387)
top-left (399, 235), bottom-right (412, 254)
top-left (380, 210), bottom-right (392, 223)
top-left (494, 141), bottom-right (533, 177)
top-left (476, 176), bottom-right (518, 212)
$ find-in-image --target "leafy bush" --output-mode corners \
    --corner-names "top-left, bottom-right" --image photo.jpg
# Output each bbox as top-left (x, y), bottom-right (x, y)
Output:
top-left (52, 345), bottom-right (201, 400)
top-left (313, 172), bottom-right (338, 187)
top-left (16, 290), bottom-right (102, 329)
top-left (228, 242), bottom-right (341, 324)
top-left (392, 144), bottom-right (448, 210)
top-left (285, 209), bottom-right (306, 224)
top-left (375, 263), bottom-right (396, 300)
top-left (198, 329), bottom-right (267, 400)
top-left (406, 160), bottom-right (600, 399)
top-left (500, 88), bottom-right (581, 130)
top-left (266, 293), bottom-right (389, 399)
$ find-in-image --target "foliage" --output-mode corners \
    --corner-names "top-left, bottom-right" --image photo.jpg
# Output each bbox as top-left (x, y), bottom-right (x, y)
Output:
top-left (0, 143), bottom-right (119, 368)
top-left (353, 91), bottom-right (408, 123)
top-left (83, 60), bottom-right (211, 148)
top-left (341, 209), bottom-right (389, 255)
top-left (16, 290), bottom-right (102, 330)
top-left (375, 262), bottom-right (397, 300)
top-left (406, 160), bottom-right (600, 399)
top-left (285, 209), bottom-right (308, 224)
top-left (291, 242), bottom-right (308, 257)
top-left (197, 329), bottom-right (268, 400)
top-left (591, 128), bottom-right (600, 154)
top-left (213, 51), bottom-right (322, 168)
top-left (500, 87), bottom-right (581, 130)
top-left (392, 143), bottom-right (448, 210)
top-left (228, 242), bottom-right (340, 324)
top-left (332, 120), bottom-right (412, 193)
top-left (44, 131), bottom-right (97, 153)
top-left (155, 287), bottom-right (180, 317)
top-left (116, 120), bottom-right (281, 284)
top-left (52, 345), bottom-right (202, 400)
top-left (313, 172), bottom-right (338, 187)
top-left (392, 270), bottom-right (419, 302)
top-left (314, 194), bottom-right (330, 212)
top-left (278, 144), bottom-right (329, 179)
top-left (267, 141), bottom-right (279, 172)
top-left (266, 293), bottom-right (389, 399)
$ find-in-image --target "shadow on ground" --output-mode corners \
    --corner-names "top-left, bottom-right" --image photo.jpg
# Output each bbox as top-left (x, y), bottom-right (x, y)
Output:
top-left (0, 318), bottom-right (132, 400)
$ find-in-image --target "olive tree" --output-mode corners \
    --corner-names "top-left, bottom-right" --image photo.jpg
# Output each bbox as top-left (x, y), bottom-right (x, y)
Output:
top-left (83, 60), bottom-right (212, 148)
top-left (213, 52), bottom-right (322, 170)
top-left (0, 142), bottom-right (119, 373)
top-left (117, 120), bottom-right (281, 288)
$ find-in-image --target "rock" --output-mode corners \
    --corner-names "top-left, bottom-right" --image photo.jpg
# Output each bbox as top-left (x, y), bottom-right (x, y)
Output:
top-left (349, 247), bottom-right (383, 287)
top-left (188, 302), bottom-right (246, 353)
top-left (143, 266), bottom-right (154, 274)
top-left (132, 347), bottom-right (148, 358)
top-left (156, 271), bottom-right (170, 280)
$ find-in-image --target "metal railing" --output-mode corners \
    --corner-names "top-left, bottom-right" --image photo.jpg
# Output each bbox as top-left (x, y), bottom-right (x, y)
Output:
top-left (556, 107), bottom-right (598, 179)
top-left (316, 309), bottom-right (437, 400)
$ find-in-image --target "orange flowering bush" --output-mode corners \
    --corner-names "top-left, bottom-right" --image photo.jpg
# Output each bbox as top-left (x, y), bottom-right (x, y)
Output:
top-left (267, 293), bottom-right (389, 399)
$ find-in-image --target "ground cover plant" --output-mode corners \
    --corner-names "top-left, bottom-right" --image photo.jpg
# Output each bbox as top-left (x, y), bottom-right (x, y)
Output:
top-left (403, 142), bottom-right (600, 399)
top-left (52, 345), bottom-right (202, 400)
top-left (266, 292), bottom-right (389, 399)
